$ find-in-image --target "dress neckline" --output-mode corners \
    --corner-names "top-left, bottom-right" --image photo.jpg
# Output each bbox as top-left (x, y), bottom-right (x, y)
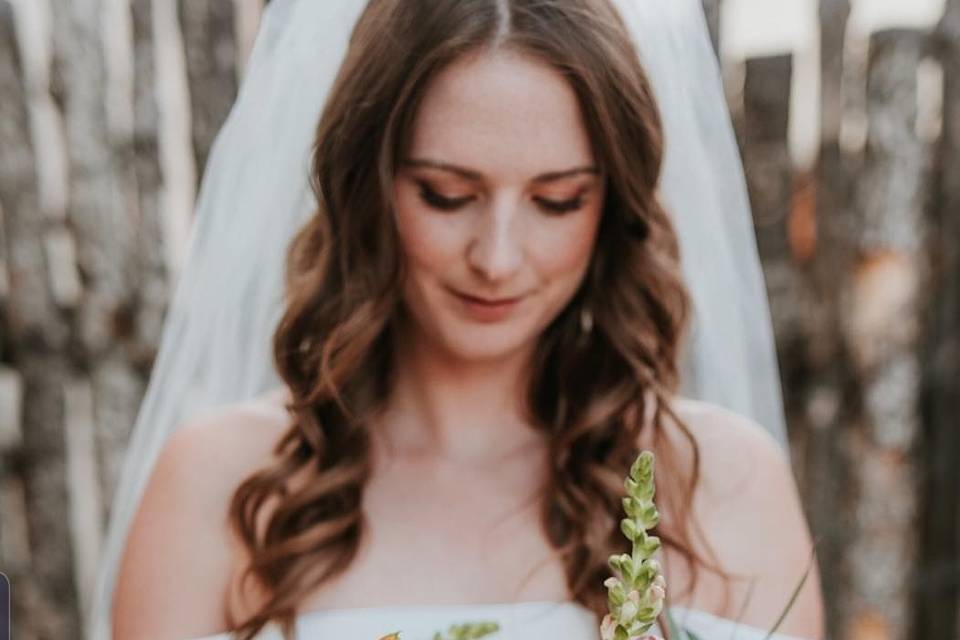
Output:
top-left (291, 599), bottom-right (719, 622)
top-left (287, 600), bottom-right (791, 637)
top-left (294, 599), bottom-right (589, 617)
top-left (187, 600), bottom-right (804, 640)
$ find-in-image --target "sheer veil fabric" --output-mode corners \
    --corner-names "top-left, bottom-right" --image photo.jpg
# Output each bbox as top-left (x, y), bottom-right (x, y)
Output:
top-left (88, 0), bottom-right (788, 637)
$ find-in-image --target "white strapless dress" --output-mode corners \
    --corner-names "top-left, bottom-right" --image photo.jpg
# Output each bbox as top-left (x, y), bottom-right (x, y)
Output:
top-left (186, 600), bottom-right (808, 640)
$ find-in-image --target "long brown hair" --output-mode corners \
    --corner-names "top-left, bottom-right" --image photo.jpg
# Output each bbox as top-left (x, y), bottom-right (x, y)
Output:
top-left (227, 1), bottom-right (731, 637)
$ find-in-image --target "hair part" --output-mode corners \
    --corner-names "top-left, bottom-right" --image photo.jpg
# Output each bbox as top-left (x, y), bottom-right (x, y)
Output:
top-left (226, 2), bottom-right (733, 638)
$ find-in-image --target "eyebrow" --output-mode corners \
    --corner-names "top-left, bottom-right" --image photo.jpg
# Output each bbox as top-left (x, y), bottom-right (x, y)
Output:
top-left (401, 157), bottom-right (601, 184)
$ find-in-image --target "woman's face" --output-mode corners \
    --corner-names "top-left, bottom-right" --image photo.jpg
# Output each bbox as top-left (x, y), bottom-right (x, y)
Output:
top-left (393, 49), bottom-right (606, 362)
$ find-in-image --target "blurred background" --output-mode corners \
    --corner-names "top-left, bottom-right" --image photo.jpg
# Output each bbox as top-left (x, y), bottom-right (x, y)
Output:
top-left (0, 0), bottom-right (957, 638)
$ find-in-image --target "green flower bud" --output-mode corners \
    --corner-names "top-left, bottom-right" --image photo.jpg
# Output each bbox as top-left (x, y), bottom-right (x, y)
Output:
top-left (603, 450), bottom-right (665, 640)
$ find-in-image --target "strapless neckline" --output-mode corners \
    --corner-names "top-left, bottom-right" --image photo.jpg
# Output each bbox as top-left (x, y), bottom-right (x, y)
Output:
top-left (294, 598), bottom-right (587, 619)
top-left (186, 599), bottom-right (808, 639)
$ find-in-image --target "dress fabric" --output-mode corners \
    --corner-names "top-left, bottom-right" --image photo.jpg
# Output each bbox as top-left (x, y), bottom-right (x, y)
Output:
top-left (186, 601), bottom-right (807, 640)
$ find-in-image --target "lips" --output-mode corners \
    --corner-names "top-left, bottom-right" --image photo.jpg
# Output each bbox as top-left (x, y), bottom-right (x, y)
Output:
top-left (453, 291), bottom-right (523, 305)
top-left (448, 288), bottom-right (526, 322)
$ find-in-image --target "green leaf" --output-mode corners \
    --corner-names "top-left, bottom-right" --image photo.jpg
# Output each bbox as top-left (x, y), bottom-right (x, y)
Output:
top-left (639, 505), bottom-right (660, 530)
top-left (637, 534), bottom-right (661, 557)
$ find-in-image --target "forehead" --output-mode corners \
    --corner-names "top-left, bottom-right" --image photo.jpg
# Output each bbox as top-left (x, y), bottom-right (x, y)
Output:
top-left (406, 49), bottom-right (596, 179)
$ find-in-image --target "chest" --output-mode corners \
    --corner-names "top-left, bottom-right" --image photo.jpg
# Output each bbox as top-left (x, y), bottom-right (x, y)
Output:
top-left (229, 447), bottom-right (734, 622)
top-left (295, 452), bottom-right (572, 611)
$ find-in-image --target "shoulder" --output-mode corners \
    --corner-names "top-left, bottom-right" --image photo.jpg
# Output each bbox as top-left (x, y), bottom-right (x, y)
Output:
top-left (162, 387), bottom-right (293, 476)
top-left (112, 387), bottom-right (293, 639)
top-left (646, 396), bottom-right (792, 513)
top-left (657, 396), bottom-right (825, 638)
top-left (670, 396), bottom-right (789, 493)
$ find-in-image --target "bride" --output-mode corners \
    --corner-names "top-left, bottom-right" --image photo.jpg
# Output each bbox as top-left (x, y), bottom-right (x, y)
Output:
top-left (99, 0), bottom-right (825, 638)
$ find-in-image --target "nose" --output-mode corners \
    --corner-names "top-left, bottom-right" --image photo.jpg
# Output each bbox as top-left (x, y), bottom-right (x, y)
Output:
top-left (466, 196), bottom-right (523, 283)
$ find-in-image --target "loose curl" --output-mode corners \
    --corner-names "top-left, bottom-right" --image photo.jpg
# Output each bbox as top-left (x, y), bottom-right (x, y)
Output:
top-left (226, 1), bottom-right (733, 637)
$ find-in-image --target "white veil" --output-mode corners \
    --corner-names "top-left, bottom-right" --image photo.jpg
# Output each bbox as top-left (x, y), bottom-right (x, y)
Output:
top-left (88, 0), bottom-right (788, 636)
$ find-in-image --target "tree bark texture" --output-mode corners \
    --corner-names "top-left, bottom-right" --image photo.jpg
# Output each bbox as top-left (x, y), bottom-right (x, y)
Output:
top-left (820, 0), bottom-right (852, 146)
top-left (801, 2), bottom-right (862, 636)
top-left (4, 0), bottom-right (169, 635)
top-left (913, 3), bottom-right (960, 637)
top-left (844, 28), bottom-right (933, 640)
top-left (178, 0), bottom-right (238, 184)
top-left (0, 2), bottom-right (77, 636)
top-left (739, 52), bottom-right (858, 639)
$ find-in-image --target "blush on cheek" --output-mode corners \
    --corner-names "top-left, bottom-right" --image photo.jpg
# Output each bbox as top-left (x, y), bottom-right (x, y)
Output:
top-left (393, 185), bottom-right (466, 271)
top-left (535, 209), bottom-right (602, 282)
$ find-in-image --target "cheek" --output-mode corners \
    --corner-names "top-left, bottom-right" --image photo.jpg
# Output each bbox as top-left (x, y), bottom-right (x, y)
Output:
top-left (531, 208), bottom-right (602, 283)
top-left (393, 184), bottom-right (464, 271)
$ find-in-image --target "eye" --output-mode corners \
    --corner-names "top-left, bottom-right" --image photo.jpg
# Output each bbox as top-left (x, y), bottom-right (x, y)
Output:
top-left (416, 180), bottom-right (474, 211)
top-left (534, 195), bottom-right (585, 215)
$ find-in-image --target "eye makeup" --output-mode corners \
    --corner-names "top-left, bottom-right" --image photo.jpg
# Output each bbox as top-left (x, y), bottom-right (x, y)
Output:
top-left (533, 193), bottom-right (585, 214)
top-left (414, 179), bottom-right (589, 215)
top-left (416, 180), bottom-right (474, 211)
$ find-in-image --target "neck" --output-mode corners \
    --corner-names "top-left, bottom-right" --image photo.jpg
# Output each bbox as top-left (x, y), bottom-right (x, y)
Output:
top-left (377, 321), bottom-right (545, 465)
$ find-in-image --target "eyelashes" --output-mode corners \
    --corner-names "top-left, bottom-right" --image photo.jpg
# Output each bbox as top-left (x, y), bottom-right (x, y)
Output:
top-left (415, 180), bottom-right (584, 215)
top-left (417, 182), bottom-right (474, 211)
top-left (536, 195), bottom-right (585, 214)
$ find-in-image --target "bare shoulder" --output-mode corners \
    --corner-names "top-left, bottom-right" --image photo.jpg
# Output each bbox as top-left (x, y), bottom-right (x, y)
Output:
top-left (668, 396), bottom-right (790, 496)
top-left (112, 387), bottom-right (293, 639)
top-left (657, 396), bottom-right (825, 639)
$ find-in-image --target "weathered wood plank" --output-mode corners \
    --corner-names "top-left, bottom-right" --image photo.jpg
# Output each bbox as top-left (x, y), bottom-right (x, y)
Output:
top-left (48, 0), bottom-right (156, 567)
top-left (0, 473), bottom-right (35, 640)
top-left (0, 366), bottom-right (22, 452)
top-left (50, 0), bottom-right (135, 355)
top-left (820, 0), bottom-right (851, 146)
top-left (94, 0), bottom-right (170, 532)
top-left (130, 0), bottom-right (167, 368)
top-left (845, 28), bottom-right (933, 640)
top-left (0, 1), bottom-right (60, 344)
top-left (741, 55), bottom-right (802, 341)
top-left (801, 8), bottom-right (858, 633)
top-left (64, 378), bottom-right (102, 633)
top-left (178, 0), bottom-right (238, 182)
top-left (0, 204), bottom-right (8, 306)
top-left (740, 54), bottom-right (851, 640)
top-left (913, 3), bottom-right (960, 637)
top-left (0, 2), bottom-right (77, 636)
top-left (43, 227), bottom-right (82, 308)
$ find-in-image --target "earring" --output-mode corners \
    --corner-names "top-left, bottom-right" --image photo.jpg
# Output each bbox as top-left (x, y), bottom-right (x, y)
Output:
top-left (579, 306), bottom-right (594, 334)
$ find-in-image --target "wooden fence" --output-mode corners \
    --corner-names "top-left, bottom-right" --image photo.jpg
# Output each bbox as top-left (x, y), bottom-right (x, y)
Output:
top-left (0, 0), bottom-right (956, 638)
top-left (731, 1), bottom-right (960, 637)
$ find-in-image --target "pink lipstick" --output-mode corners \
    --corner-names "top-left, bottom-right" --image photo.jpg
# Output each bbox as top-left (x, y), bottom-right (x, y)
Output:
top-left (449, 289), bottom-right (524, 323)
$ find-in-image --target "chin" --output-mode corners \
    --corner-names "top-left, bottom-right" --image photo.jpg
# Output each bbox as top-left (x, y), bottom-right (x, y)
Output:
top-left (433, 322), bottom-right (538, 363)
